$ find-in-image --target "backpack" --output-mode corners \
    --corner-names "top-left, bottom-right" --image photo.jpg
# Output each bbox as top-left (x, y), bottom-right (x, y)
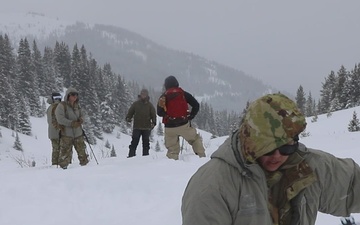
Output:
top-left (163, 87), bottom-right (188, 124)
top-left (51, 102), bottom-right (66, 132)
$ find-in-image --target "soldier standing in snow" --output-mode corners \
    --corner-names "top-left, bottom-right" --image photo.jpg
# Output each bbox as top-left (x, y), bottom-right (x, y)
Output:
top-left (55, 87), bottom-right (88, 169)
top-left (157, 75), bottom-right (205, 160)
top-left (182, 93), bottom-right (360, 225)
top-left (125, 88), bottom-right (156, 158)
top-left (46, 92), bottom-right (62, 166)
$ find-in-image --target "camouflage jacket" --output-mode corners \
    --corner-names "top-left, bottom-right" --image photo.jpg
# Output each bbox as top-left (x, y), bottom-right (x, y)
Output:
top-left (182, 131), bottom-right (360, 225)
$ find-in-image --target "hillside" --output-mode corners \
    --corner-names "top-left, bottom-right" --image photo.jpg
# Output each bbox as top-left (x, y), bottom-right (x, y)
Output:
top-left (0, 12), bottom-right (280, 112)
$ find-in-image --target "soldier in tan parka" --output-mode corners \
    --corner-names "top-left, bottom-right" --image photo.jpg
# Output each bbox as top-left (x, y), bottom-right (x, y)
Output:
top-left (55, 87), bottom-right (89, 169)
top-left (182, 93), bottom-right (360, 225)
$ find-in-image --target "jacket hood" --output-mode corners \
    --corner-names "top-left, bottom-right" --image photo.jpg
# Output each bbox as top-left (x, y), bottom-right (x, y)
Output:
top-left (239, 93), bottom-right (306, 162)
top-left (211, 132), bottom-right (248, 174)
top-left (164, 76), bottom-right (179, 90)
top-left (137, 88), bottom-right (150, 101)
top-left (65, 87), bottom-right (79, 103)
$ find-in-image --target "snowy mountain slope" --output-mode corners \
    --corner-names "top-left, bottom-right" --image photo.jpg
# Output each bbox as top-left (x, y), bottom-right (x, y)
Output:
top-left (0, 12), bottom-right (278, 112)
top-left (0, 12), bottom-right (73, 46)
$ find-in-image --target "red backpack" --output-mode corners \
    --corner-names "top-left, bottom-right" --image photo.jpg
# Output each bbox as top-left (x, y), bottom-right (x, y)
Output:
top-left (163, 87), bottom-right (188, 124)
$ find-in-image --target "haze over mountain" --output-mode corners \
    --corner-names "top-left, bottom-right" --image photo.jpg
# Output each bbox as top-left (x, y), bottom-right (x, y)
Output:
top-left (0, 12), bottom-right (280, 112)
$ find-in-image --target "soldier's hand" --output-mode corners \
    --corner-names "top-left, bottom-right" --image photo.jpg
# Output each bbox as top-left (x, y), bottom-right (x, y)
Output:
top-left (188, 114), bottom-right (195, 120)
top-left (78, 117), bottom-right (84, 124)
top-left (158, 97), bottom-right (166, 110)
top-left (71, 120), bottom-right (82, 128)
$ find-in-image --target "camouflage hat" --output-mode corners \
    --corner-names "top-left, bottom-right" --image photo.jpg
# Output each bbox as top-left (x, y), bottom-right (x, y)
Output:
top-left (239, 93), bottom-right (306, 162)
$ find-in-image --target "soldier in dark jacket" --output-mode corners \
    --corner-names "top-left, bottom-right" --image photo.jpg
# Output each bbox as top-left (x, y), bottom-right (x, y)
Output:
top-left (126, 89), bottom-right (156, 157)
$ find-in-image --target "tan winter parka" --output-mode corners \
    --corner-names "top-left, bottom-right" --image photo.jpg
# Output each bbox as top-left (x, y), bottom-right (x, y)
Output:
top-left (54, 88), bottom-right (84, 138)
top-left (182, 131), bottom-right (360, 225)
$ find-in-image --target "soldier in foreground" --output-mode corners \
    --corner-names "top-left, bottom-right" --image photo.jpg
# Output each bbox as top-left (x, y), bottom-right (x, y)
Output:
top-left (182, 93), bottom-right (360, 225)
top-left (55, 88), bottom-right (88, 169)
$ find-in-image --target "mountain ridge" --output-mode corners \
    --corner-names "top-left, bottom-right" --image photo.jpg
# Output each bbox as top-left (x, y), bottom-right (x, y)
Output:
top-left (0, 12), bottom-right (281, 112)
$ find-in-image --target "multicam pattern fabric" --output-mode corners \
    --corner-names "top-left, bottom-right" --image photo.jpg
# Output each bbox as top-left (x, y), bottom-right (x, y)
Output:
top-left (239, 93), bottom-right (306, 162)
top-left (58, 135), bottom-right (88, 168)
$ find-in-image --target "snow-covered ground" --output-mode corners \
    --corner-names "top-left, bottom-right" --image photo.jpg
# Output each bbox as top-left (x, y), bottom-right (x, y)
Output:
top-left (0, 105), bottom-right (359, 225)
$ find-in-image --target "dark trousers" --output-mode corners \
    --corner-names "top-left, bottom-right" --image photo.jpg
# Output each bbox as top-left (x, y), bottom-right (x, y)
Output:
top-left (128, 129), bottom-right (151, 157)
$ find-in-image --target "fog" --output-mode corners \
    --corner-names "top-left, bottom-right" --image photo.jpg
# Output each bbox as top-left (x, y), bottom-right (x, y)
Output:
top-left (2, 0), bottom-right (360, 98)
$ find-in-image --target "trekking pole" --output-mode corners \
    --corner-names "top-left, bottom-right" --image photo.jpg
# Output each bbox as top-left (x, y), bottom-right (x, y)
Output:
top-left (56, 130), bottom-right (61, 168)
top-left (82, 129), bottom-right (99, 165)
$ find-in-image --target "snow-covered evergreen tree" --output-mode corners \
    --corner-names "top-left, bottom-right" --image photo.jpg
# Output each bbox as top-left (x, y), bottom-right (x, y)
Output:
top-left (0, 35), bottom-right (17, 128)
top-left (105, 139), bottom-right (111, 149)
top-left (54, 41), bottom-right (71, 88)
top-left (42, 47), bottom-right (58, 95)
top-left (305, 91), bottom-right (314, 117)
top-left (155, 141), bottom-right (161, 152)
top-left (156, 121), bottom-right (164, 136)
top-left (319, 71), bottom-right (336, 114)
top-left (17, 38), bottom-right (41, 118)
top-left (348, 111), bottom-right (360, 132)
top-left (110, 145), bottom-right (117, 157)
top-left (295, 85), bottom-right (306, 114)
top-left (16, 96), bottom-right (32, 135)
top-left (13, 132), bottom-right (23, 151)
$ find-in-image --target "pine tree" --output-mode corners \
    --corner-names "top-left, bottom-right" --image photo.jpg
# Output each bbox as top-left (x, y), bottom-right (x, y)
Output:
top-left (0, 35), bottom-right (18, 130)
top-left (295, 85), bottom-right (306, 114)
top-left (155, 141), bottom-right (161, 152)
top-left (17, 38), bottom-right (41, 117)
top-left (70, 44), bottom-right (82, 88)
top-left (156, 121), bottom-right (164, 136)
top-left (54, 41), bottom-right (71, 88)
top-left (105, 139), bottom-right (111, 149)
top-left (348, 64), bottom-right (360, 107)
top-left (17, 96), bottom-right (32, 135)
top-left (348, 111), bottom-right (360, 132)
top-left (42, 47), bottom-right (58, 95)
top-left (332, 65), bottom-right (348, 111)
top-left (110, 145), bottom-right (117, 157)
top-left (319, 71), bottom-right (336, 114)
top-left (31, 40), bottom-right (44, 96)
top-left (305, 92), bottom-right (314, 117)
top-left (13, 132), bottom-right (23, 151)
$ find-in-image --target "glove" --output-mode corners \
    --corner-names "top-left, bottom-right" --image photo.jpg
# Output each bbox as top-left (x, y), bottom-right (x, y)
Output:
top-left (71, 120), bottom-right (82, 128)
top-left (78, 117), bottom-right (84, 124)
top-left (158, 96), bottom-right (166, 111)
top-left (188, 114), bottom-right (195, 120)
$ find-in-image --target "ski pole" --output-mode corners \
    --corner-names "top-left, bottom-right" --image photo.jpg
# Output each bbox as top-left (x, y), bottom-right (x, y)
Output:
top-left (82, 129), bottom-right (99, 165)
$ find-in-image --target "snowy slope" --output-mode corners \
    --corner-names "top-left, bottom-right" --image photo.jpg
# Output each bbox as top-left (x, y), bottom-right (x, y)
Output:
top-left (0, 104), bottom-right (359, 224)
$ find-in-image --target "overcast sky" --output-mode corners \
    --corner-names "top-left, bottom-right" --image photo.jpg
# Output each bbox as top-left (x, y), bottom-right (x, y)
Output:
top-left (2, 0), bottom-right (360, 98)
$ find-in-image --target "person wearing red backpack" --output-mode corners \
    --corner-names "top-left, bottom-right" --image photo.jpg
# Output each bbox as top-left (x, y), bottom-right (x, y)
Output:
top-left (157, 75), bottom-right (206, 160)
